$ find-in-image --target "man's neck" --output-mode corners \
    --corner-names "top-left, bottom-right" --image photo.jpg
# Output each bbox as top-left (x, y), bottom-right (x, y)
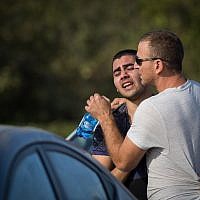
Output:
top-left (127, 89), bottom-right (153, 122)
top-left (156, 73), bottom-right (187, 93)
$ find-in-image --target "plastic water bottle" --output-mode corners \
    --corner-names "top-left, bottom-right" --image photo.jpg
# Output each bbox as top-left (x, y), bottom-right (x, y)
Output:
top-left (75, 113), bottom-right (99, 139)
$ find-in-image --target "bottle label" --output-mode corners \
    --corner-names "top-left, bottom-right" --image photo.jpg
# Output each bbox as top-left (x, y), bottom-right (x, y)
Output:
top-left (75, 113), bottom-right (99, 139)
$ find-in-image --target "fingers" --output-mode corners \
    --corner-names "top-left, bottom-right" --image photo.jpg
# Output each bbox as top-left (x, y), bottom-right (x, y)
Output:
top-left (94, 93), bottom-right (100, 98)
top-left (102, 95), bottom-right (110, 102)
top-left (86, 93), bottom-right (111, 108)
top-left (88, 93), bottom-right (108, 103)
top-left (85, 93), bottom-right (101, 111)
top-left (87, 93), bottom-right (101, 103)
top-left (111, 100), bottom-right (120, 110)
top-left (111, 98), bottom-right (127, 109)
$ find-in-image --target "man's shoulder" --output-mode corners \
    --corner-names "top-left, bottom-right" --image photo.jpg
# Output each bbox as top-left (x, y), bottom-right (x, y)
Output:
top-left (190, 79), bottom-right (200, 90)
top-left (138, 95), bottom-right (157, 108)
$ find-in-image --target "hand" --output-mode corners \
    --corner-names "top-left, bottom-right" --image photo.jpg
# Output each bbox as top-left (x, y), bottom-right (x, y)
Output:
top-left (85, 93), bottom-right (112, 122)
top-left (111, 98), bottom-right (128, 110)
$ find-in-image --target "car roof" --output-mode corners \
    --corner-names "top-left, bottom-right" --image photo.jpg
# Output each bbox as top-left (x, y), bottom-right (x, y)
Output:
top-left (0, 125), bottom-right (90, 183)
top-left (0, 125), bottom-right (85, 169)
top-left (0, 125), bottom-right (136, 200)
top-left (0, 126), bottom-right (91, 198)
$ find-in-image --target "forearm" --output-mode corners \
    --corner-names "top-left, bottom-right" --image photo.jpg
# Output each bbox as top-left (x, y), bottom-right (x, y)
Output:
top-left (85, 93), bottom-right (145, 172)
top-left (98, 113), bottom-right (125, 169)
top-left (92, 155), bottom-right (114, 170)
top-left (92, 154), bottom-right (129, 182)
top-left (99, 113), bottom-right (144, 172)
top-left (111, 167), bottom-right (130, 182)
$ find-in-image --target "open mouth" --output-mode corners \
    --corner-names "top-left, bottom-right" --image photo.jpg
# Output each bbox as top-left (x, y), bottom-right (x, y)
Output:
top-left (122, 81), bottom-right (133, 88)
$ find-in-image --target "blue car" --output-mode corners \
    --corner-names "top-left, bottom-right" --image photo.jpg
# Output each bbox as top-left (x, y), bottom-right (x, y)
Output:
top-left (0, 125), bottom-right (136, 200)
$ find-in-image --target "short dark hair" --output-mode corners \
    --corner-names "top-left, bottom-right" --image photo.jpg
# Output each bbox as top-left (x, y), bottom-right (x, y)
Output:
top-left (112, 49), bottom-right (137, 66)
top-left (139, 30), bottom-right (184, 72)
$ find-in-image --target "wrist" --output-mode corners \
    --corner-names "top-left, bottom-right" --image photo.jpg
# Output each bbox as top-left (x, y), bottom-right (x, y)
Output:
top-left (98, 112), bottom-right (115, 126)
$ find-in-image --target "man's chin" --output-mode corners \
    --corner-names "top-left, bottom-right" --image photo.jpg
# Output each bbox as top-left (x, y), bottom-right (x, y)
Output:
top-left (120, 92), bottom-right (137, 99)
top-left (122, 88), bottom-right (147, 100)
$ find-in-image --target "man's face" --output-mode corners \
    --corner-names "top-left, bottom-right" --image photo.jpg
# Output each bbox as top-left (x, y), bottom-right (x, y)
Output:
top-left (112, 55), bottom-right (145, 100)
top-left (135, 41), bottom-right (155, 86)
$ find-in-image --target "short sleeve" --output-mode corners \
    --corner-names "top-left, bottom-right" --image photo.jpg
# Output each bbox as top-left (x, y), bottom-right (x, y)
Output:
top-left (127, 100), bottom-right (167, 150)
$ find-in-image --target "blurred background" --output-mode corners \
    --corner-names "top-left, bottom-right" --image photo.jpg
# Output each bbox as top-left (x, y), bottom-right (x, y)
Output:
top-left (1, 0), bottom-right (200, 137)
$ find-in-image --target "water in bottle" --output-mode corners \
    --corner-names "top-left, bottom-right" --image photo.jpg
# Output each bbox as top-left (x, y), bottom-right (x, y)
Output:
top-left (75, 113), bottom-right (99, 139)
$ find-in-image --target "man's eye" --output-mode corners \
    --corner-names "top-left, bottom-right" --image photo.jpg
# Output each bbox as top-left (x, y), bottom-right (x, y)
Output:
top-left (126, 66), bottom-right (134, 70)
top-left (113, 71), bottom-right (121, 77)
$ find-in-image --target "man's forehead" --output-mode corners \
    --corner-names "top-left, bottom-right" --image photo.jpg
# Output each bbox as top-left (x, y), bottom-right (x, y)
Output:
top-left (113, 55), bottom-right (135, 64)
top-left (137, 41), bottom-right (150, 55)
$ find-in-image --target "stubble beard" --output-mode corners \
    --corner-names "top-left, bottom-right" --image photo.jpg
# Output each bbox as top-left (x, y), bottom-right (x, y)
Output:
top-left (122, 86), bottom-right (146, 102)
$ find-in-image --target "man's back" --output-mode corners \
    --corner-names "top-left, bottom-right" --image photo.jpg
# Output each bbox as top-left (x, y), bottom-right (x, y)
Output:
top-left (128, 80), bottom-right (200, 199)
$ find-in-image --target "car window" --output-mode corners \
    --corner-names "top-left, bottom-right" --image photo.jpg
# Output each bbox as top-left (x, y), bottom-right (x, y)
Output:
top-left (47, 151), bottom-right (110, 200)
top-left (7, 153), bottom-right (56, 200)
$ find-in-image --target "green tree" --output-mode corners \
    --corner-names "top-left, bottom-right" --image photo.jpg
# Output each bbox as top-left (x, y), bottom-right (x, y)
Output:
top-left (0, 0), bottom-right (199, 125)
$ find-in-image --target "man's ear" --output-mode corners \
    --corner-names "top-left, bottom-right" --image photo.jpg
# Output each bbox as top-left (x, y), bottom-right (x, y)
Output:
top-left (154, 59), bottom-right (164, 75)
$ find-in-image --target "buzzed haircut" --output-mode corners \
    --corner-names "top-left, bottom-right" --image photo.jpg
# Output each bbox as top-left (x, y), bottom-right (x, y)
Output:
top-left (139, 30), bottom-right (184, 72)
top-left (112, 49), bottom-right (137, 66)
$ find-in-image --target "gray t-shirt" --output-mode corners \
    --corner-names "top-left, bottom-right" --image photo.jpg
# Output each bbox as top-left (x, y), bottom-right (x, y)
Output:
top-left (127, 80), bottom-right (200, 200)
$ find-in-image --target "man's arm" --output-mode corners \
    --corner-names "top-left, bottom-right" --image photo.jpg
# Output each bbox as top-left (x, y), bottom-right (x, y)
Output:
top-left (86, 93), bottom-right (146, 172)
top-left (111, 167), bottom-right (130, 182)
top-left (92, 155), bottom-right (113, 170)
top-left (99, 113), bottom-right (145, 172)
top-left (92, 154), bottom-right (130, 182)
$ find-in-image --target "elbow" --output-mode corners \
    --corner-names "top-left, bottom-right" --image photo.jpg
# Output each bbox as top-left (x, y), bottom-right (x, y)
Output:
top-left (114, 160), bottom-right (132, 173)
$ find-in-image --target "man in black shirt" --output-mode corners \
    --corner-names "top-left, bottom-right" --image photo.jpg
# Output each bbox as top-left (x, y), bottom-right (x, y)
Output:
top-left (90, 49), bottom-right (152, 199)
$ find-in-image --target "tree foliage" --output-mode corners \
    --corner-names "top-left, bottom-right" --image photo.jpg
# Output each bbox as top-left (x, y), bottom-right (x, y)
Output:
top-left (0, 0), bottom-right (199, 123)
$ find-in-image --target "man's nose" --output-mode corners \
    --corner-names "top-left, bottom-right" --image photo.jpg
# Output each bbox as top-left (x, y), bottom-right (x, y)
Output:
top-left (134, 62), bottom-right (139, 69)
top-left (120, 69), bottom-right (129, 79)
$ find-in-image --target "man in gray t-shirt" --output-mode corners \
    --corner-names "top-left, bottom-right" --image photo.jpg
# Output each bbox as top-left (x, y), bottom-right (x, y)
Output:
top-left (85, 30), bottom-right (200, 199)
top-left (127, 80), bottom-right (200, 199)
